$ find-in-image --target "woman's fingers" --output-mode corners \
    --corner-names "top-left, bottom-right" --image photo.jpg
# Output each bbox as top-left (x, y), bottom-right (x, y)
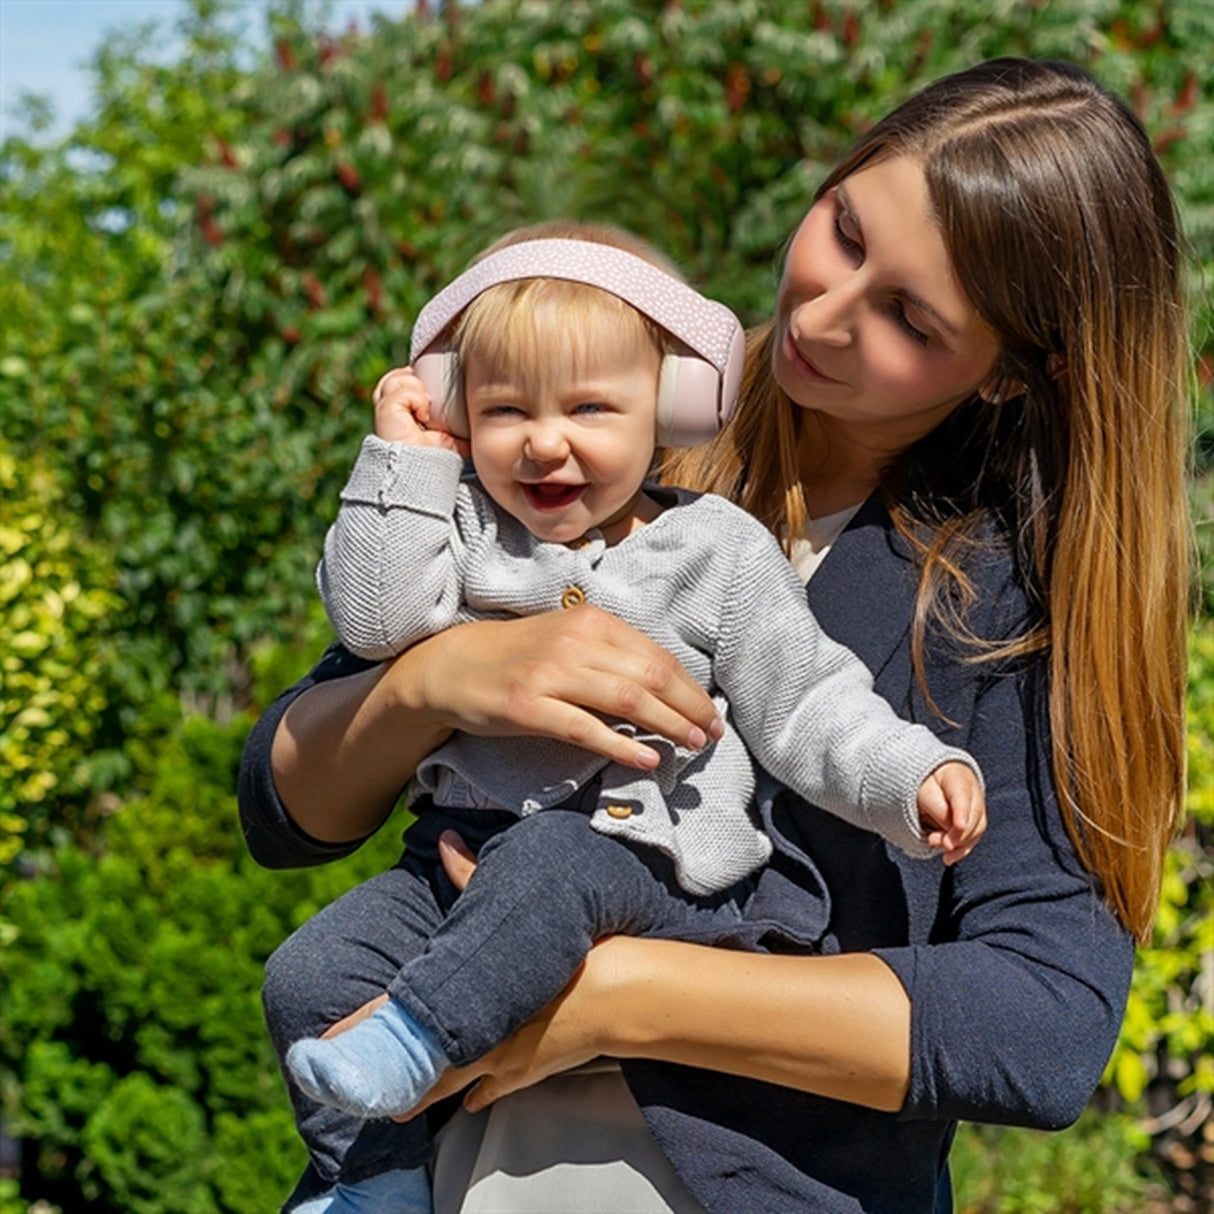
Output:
top-left (438, 830), bottom-right (477, 892)
top-left (321, 992), bottom-right (390, 1039)
top-left (393, 1058), bottom-right (487, 1121)
top-left (411, 606), bottom-right (722, 766)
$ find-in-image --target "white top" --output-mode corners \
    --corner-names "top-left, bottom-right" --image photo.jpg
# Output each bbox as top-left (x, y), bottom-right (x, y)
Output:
top-left (788, 504), bottom-right (863, 583)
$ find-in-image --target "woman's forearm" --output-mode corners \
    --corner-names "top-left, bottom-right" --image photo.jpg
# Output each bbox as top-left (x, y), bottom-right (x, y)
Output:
top-left (587, 936), bottom-right (912, 1111)
top-left (272, 651), bottom-right (451, 842)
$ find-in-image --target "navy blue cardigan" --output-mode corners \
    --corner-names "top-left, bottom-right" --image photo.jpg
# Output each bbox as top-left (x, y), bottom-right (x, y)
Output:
top-left (238, 497), bottom-right (1134, 1213)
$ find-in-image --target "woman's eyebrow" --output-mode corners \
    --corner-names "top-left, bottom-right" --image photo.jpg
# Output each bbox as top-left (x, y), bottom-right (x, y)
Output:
top-left (836, 182), bottom-right (959, 338)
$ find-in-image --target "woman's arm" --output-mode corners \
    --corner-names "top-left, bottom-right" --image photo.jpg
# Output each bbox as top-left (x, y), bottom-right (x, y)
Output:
top-left (241, 605), bottom-right (724, 858)
top-left (404, 933), bottom-right (910, 1118)
top-left (393, 833), bottom-right (909, 1117)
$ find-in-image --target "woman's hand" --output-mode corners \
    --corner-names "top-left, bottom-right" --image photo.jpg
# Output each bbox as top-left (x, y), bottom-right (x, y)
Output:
top-left (396, 958), bottom-right (608, 1119)
top-left (273, 605), bottom-right (721, 841)
top-left (407, 605), bottom-right (723, 770)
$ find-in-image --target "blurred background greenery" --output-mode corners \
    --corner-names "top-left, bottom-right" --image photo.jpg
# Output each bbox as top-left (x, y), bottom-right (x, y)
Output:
top-left (1, 1), bottom-right (1211, 1209)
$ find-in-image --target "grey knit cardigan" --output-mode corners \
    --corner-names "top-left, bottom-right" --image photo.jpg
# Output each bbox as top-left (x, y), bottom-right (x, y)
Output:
top-left (317, 437), bottom-right (980, 894)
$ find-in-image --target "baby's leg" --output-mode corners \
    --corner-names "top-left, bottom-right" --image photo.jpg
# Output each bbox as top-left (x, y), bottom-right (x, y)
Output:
top-left (287, 810), bottom-right (742, 1120)
top-left (264, 858), bottom-right (447, 1211)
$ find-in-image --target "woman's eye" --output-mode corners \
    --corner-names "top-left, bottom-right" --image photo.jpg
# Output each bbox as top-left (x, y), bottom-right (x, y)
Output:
top-left (891, 301), bottom-right (930, 346)
top-left (833, 212), bottom-right (863, 259)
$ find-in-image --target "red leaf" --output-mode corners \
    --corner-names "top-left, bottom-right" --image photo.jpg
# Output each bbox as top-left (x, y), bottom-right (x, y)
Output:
top-left (1152, 125), bottom-right (1185, 154)
top-left (319, 35), bottom-right (342, 68)
top-left (364, 267), bottom-right (384, 314)
top-left (726, 64), bottom-right (751, 114)
top-left (368, 81), bottom-right (390, 123)
top-left (303, 273), bottom-right (327, 310)
top-left (196, 196), bottom-right (223, 248)
top-left (1170, 71), bottom-right (1198, 117)
top-left (275, 38), bottom-right (297, 71)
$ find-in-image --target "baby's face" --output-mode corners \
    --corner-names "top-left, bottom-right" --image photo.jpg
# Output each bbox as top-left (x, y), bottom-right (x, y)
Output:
top-left (464, 335), bottom-right (661, 547)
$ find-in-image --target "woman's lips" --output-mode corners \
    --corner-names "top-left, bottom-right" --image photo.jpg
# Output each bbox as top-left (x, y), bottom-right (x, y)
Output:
top-left (522, 483), bottom-right (584, 510)
top-left (783, 331), bottom-right (840, 384)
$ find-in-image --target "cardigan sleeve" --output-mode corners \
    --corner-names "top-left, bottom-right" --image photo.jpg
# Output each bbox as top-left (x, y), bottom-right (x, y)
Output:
top-left (317, 437), bottom-right (468, 660)
top-left (711, 513), bottom-right (979, 858)
top-left (793, 511), bottom-right (1136, 1131)
top-left (875, 653), bottom-right (1135, 1128)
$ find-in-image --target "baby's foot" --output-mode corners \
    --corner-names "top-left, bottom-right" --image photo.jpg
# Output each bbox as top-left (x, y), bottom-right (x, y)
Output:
top-left (287, 1000), bottom-right (446, 1118)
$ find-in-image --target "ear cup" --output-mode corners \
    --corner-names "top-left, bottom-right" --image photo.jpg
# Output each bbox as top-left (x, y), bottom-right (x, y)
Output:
top-left (407, 238), bottom-right (745, 448)
top-left (412, 349), bottom-right (464, 437)
top-left (656, 336), bottom-right (746, 447)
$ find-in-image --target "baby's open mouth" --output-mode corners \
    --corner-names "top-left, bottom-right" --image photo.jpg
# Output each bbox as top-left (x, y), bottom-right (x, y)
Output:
top-left (523, 483), bottom-right (584, 509)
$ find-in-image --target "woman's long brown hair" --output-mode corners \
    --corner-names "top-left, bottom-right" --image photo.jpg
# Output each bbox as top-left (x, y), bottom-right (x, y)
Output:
top-left (665, 60), bottom-right (1192, 943)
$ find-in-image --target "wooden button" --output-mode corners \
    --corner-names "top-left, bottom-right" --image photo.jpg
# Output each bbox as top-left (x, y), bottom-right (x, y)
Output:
top-left (560, 585), bottom-right (586, 609)
top-left (568, 536), bottom-right (592, 550)
top-left (605, 803), bottom-right (633, 819)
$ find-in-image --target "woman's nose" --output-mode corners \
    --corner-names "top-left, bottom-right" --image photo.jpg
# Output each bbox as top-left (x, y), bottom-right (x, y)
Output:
top-left (792, 284), bottom-right (855, 349)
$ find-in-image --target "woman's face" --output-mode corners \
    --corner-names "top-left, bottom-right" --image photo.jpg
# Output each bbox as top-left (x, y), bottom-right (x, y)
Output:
top-left (773, 155), bottom-right (1001, 453)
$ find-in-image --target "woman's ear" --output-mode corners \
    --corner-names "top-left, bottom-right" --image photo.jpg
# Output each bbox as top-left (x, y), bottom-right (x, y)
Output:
top-left (978, 372), bottom-right (1025, 406)
top-left (1046, 351), bottom-right (1068, 380)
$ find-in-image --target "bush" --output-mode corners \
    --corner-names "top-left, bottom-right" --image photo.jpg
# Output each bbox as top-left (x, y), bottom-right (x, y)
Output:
top-left (951, 1109), bottom-right (1167, 1213)
top-left (0, 702), bottom-right (408, 1211)
top-left (0, 444), bottom-right (122, 864)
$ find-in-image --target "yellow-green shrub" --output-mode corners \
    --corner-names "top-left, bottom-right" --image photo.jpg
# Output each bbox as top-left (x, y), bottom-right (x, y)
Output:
top-left (0, 445), bottom-right (121, 865)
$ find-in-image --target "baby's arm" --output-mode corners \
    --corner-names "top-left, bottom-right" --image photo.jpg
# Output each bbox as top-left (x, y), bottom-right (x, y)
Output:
top-left (712, 511), bottom-right (984, 860)
top-left (917, 761), bottom-right (986, 866)
top-left (318, 377), bottom-right (474, 659)
top-left (372, 366), bottom-right (468, 455)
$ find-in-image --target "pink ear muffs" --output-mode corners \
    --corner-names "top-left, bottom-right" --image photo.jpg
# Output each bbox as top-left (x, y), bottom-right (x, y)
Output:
top-left (408, 238), bottom-right (746, 448)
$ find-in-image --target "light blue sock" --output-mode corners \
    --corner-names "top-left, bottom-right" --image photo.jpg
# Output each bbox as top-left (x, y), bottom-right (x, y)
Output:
top-left (289, 1164), bottom-right (432, 1214)
top-left (287, 999), bottom-right (447, 1119)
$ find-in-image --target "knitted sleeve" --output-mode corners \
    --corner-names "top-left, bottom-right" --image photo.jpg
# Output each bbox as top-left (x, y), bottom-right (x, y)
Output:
top-left (317, 437), bottom-right (469, 660)
top-left (712, 509), bottom-right (980, 857)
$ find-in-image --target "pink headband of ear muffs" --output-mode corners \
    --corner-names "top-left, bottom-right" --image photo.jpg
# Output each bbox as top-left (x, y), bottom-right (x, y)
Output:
top-left (407, 238), bottom-right (746, 447)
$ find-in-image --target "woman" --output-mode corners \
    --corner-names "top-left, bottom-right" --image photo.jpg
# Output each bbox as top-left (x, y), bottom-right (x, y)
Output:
top-left (240, 58), bottom-right (1191, 1213)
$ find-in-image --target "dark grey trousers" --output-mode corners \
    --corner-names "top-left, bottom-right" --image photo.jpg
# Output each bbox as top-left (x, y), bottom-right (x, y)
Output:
top-left (262, 806), bottom-right (746, 1209)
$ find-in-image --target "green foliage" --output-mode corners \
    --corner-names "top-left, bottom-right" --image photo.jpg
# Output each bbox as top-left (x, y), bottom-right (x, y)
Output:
top-left (951, 1108), bottom-right (1165, 1213)
top-left (0, 704), bottom-right (408, 1211)
top-left (0, 444), bottom-right (122, 863)
top-left (1107, 625), bottom-right (1214, 1114)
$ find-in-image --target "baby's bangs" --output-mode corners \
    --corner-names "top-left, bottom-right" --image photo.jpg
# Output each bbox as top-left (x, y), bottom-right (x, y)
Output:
top-left (455, 278), bottom-right (663, 383)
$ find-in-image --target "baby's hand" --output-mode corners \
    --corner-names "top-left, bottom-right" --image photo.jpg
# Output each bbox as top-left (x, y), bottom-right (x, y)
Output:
top-left (371, 366), bottom-right (467, 455)
top-left (917, 761), bottom-right (986, 866)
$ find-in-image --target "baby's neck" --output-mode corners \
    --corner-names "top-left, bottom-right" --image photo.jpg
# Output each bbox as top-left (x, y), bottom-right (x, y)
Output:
top-left (585, 488), bottom-right (665, 547)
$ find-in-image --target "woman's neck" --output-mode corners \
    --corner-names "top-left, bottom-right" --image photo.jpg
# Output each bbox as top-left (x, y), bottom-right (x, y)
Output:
top-left (795, 413), bottom-right (887, 518)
